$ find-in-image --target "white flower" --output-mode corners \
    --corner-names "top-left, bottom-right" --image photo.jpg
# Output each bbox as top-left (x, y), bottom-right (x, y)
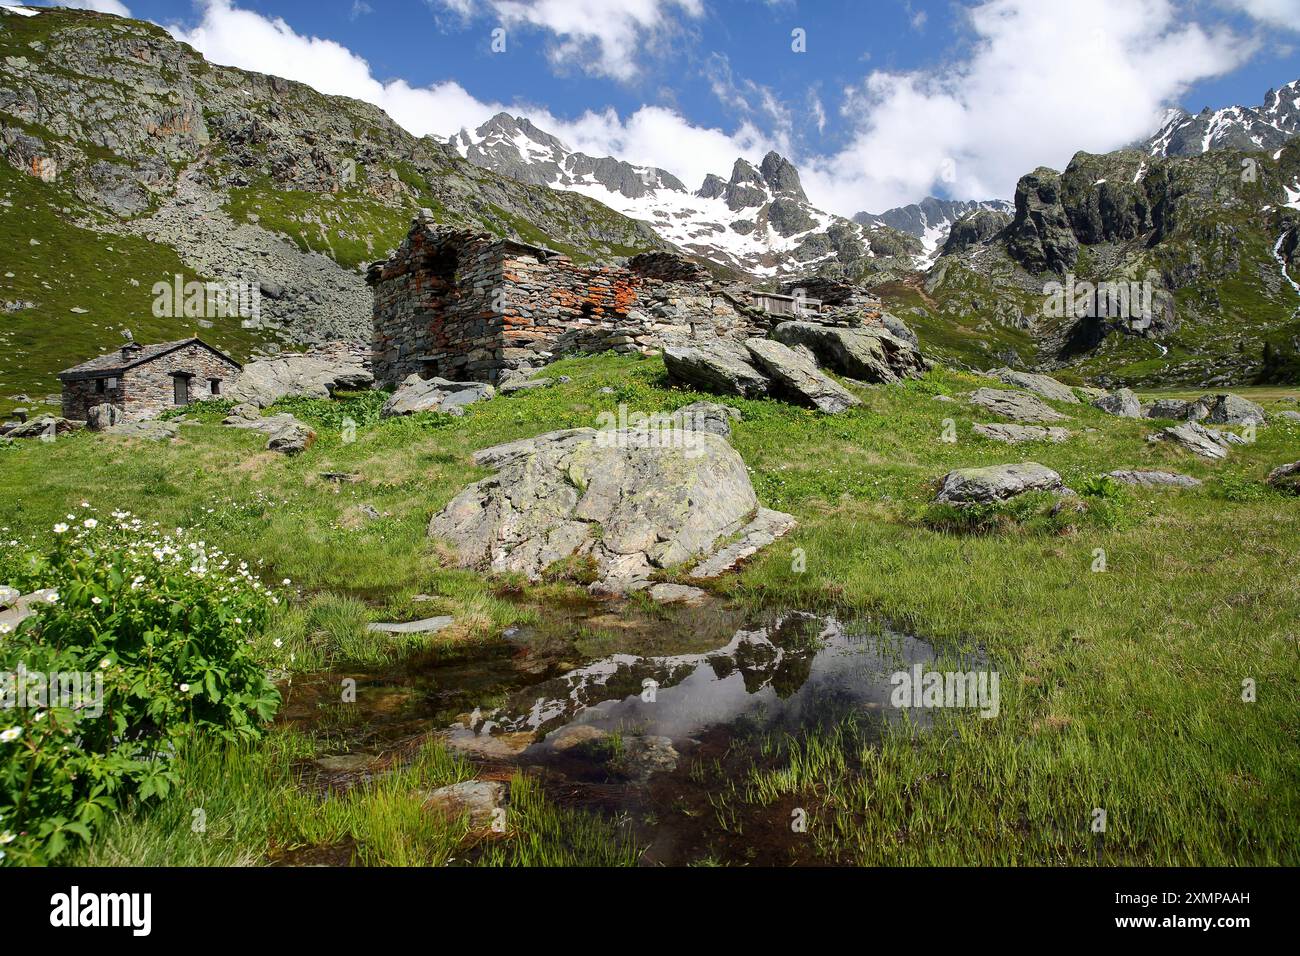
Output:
top-left (273, 639), bottom-right (283, 648)
top-left (0, 623), bottom-right (11, 635)
top-left (99, 658), bottom-right (110, 669)
top-left (0, 831), bottom-right (13, 845)
top-left (179, 683), bottom-right (190, 693)
top-left (282, 578), bottom-right (291, 586)
top-left (83, 518), bottom-right (98, 529)
top-left (91, 596), bottom-right (102, 605)
top-left (53, 523), bottom-right (69, 534)
top-left (0, 727), bottom-right (21, 743)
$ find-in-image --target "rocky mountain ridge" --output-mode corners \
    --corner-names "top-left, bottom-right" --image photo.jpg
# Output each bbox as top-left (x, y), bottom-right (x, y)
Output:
top-left (1141, 78), bottom-right (1299, 157)
top-left (447, 112), bottom-right (920, 279)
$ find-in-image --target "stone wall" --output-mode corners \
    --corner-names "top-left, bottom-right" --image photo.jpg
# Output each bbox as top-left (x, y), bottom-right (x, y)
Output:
top-left (62, 343), bottom-right (240, 421)
top-left (369, 221), bottom-right (770, 386)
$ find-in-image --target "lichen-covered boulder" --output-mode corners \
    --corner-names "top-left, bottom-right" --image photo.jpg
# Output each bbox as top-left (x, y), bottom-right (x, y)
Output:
top-left (225, 354), bottom-right (373, 408)
top-left (1092, 388), bottom-right (1142, 418)
top-left (990, 368), bottom-right (1080, 404)
top-left (662, 341), bottom-right (769, 399)
top-left (969, 388), bottom-right (1067, 423)
top-left (381, 374), bottom-right (494, 418)
top-left (429, 427), bottom-right (792, 592)
top-left (743, 337), bottom-right (860, 413)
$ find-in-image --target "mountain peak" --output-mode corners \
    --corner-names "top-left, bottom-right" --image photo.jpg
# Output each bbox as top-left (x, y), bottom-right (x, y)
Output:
top-left (759, 151), bottom-right (807, 201)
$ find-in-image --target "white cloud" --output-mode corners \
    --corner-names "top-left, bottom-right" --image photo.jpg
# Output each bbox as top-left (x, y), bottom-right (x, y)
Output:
top-left (31, 0), bottom-right (132, 14)
top-left (350, 0), bottom-right (373, 20)
top-left (166, 0), bottom-right (1267, 222)
top-left (431, 0), bottom-right (703, 80)
top-left (801, 0), bottom-right (1256, 214)
top-left (1218, 0), bottom-right (1300, 30)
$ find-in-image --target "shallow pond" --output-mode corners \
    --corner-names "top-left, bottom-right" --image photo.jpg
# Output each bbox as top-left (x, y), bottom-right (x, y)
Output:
top-left (278, 600), bottom-right (980, 865)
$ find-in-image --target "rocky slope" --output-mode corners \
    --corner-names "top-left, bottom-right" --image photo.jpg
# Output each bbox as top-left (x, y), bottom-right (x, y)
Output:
top-left (896, 140), bottom-right (1300, 386)
top-left (0, 6), bottom-right (665, 410)
top-left (1142, 79), bottom-right (1299, 157)
top-left (448, 112), bottom-right (920, 280)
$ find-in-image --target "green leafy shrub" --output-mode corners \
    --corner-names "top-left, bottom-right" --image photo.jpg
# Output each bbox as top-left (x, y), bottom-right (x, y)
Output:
top-left (0, 508), bottom-right (281, 864)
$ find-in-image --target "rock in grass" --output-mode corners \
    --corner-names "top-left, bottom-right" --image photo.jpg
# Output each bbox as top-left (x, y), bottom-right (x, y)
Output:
top-left (1143, 398), bottom-right (1194, 420)
top-left (969, 388), bottom-right (1067, 423)
top-left (266, 419), bottom-right (316, 455)
top-left (1092, 388), bottom-right (1142, 418)
top-left (662, 341), bottom-right (770, 399)
top-left (104, 419), bottom-right (178, 441)
top-left (990, 368), bottom-right (1080, 403)
top-left (771, 321), bottom-right (929, 384)
top-left (86, 403), bottom-right (123, 431)
top-left (1148, 422), bottom-right (1230, 460)
top-left (381, 374), bottom-right (494, 417)
top-left (669, 401), bottom-right (741, 438)
top-left (690, 508), bottom-right (798, 579)
top-left (366, 616), bottom-right (454, 635)
top-left (934, 462), bottom-right (1063, 504)
top-left (1195, 393), bottom-right (1267, 426)
top-left (1107, 470), bottom-right (1202, 489)
top-left (1266, 461), bottom-right (1300, 494)
top-left (973, 423), bottom-right (1071, 443)
top-left (422, 780), bottom-right (505, 825)
top-left (743, 337), bottom-right (861, 413)
top-left (5, 415), bottom-right (79, 439)
top-left (1275, 410), bottom-right (1300, 422)
top-left (430, 426), bottom-right (789, 593)
top-left (225, 354), bottom-right (373, 408)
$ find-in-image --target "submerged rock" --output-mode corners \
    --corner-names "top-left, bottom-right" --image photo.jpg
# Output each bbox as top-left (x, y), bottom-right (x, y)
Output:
top-left (366, 616), bottom-right (455, 635)
top-left (611, 735), bottom-right (680, 782)
top-left (934, 462), bottom-right (1063, 504)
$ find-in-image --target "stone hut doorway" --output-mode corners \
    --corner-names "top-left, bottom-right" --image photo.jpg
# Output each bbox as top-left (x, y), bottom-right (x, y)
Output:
top-left (172, 373), bottom-right (191, 406)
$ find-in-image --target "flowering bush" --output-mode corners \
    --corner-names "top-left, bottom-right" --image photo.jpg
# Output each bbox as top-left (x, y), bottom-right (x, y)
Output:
top-left (0, 506), bottom-right (282, 864)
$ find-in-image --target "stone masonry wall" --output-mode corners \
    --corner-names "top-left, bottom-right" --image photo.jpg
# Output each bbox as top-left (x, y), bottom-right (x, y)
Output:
top-left (370, 221), bottom-right (768, 386)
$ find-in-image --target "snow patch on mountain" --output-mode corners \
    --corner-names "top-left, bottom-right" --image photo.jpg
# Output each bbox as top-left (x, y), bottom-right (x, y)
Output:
top-left (1142, 79), bottom-right (1300, 157)
top-left (854, 197), bottom-right (1013, 263)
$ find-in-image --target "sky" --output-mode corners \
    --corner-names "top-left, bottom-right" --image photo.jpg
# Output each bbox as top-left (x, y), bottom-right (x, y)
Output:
top-left (11, 0), bottom-right (1300, 215)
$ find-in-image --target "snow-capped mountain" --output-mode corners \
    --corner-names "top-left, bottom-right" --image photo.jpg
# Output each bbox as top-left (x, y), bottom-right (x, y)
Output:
top-left (445, 113), bottom-right (904, 277)
top-left (853, 197), bottom-right (1014, 261)
top-left (1142, 78), bottom-right (1300, 157)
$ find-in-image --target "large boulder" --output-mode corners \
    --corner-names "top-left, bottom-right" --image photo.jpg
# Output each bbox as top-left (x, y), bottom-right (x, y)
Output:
top-left (934, 462), bottom-right (1063, 504)
top-left (1092, 388), bottom-right (1142, 418)
top-left (669, 401), bottom-right (741, 438)
top-left (990, 368), bottom-right (1080, 404)
top-left (662, 341), bottom-right (769, 399)
top-left (969, 388), bottom-right (1067, 423)
top-left (1195, 393), bottom-right (1267, 427)
top-left (771, 321), bottom-right (928, 383)
top-left (429, 427), bottom-right (793, 592)
top-left (743, 338), bottom-right (861, 413)
top-left (1148, 422), bottom-right (1231, 460)
top-left (381, 374), bottom-right (494, 418)
top-left (225, 354), bottom-right (373, 408)
top-left (223, 410), bottom-right (316, 454)
top-left (104, 420), bottom-right (179, 441)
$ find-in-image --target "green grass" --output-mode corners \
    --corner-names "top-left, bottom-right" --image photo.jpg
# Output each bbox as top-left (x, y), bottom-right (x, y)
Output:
top-left (5, 352), bottom-right (1300, 865)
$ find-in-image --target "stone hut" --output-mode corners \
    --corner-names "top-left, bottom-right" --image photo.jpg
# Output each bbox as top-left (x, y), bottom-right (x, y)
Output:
top-left (367, 217), bottom-right (779, 386)
top-left (58, 337), bottom-right (241, 421)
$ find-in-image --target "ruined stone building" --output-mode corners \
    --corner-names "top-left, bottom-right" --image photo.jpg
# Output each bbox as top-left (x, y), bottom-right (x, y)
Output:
top-left (59, 337), bottom-right (241, 421)
top-left (366, 217), bottom-right (834, 386)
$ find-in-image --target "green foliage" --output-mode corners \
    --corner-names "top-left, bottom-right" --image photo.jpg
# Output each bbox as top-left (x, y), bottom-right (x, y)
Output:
top-left (0, 513), bottom-right (281, 864)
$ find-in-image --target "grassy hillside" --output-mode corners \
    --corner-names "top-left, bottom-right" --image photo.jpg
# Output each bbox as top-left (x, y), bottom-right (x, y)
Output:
top-left (2, 353), bottom-right (1297, 865)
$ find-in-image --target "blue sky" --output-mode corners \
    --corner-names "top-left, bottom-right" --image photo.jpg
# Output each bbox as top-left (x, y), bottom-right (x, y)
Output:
top-left (23, 0), bottom-right (1300, 213)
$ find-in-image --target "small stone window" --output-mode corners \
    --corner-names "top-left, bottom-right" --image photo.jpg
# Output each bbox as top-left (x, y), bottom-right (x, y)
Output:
top-left (209, 378), bottom-right (221, 396)
top-left (95, 378), bottom-right (106, 394)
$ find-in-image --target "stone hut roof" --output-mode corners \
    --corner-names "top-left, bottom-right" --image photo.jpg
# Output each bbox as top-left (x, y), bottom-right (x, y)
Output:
top-left (58, 337), bottom-right (241, 382)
